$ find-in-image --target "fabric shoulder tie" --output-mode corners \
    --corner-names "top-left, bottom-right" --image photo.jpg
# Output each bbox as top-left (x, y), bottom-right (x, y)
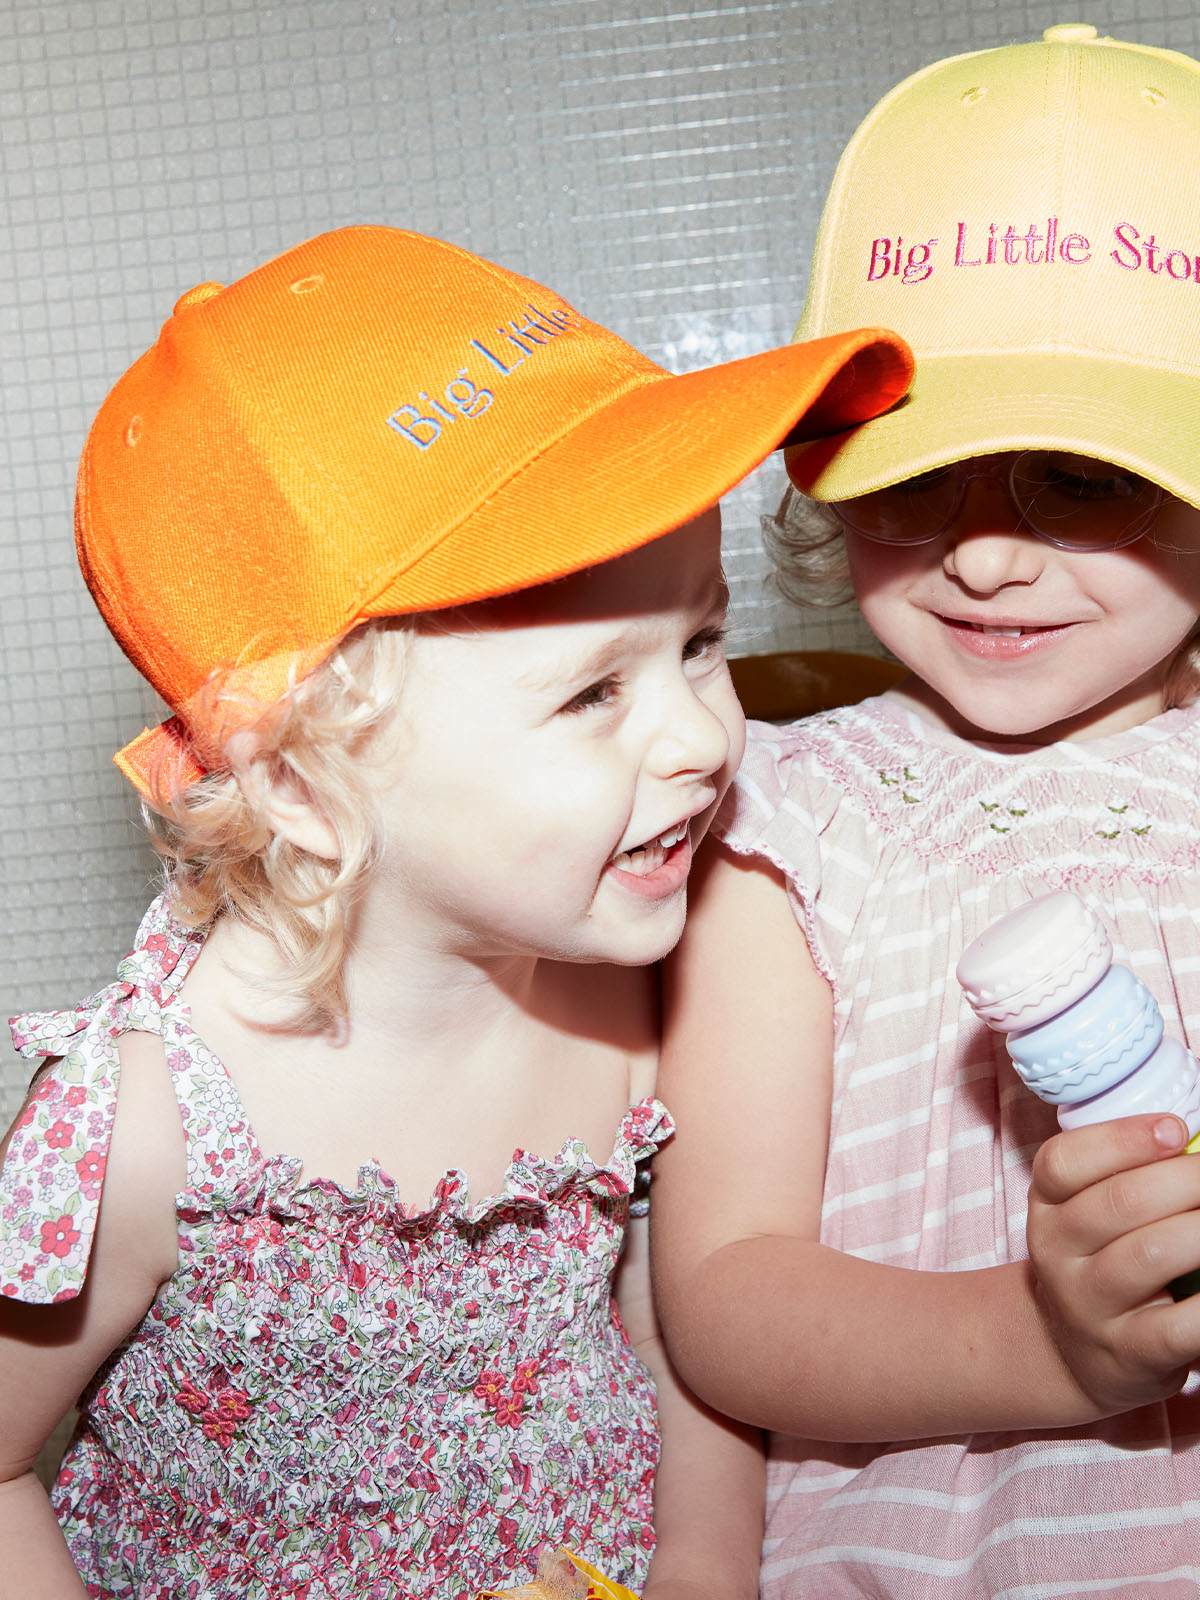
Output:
top-left (2, 978), bottom-right (165, 1305)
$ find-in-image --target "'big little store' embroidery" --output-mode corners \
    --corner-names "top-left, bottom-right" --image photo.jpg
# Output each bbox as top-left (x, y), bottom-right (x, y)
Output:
top-left (867, 219), bottom-right (1200, 285)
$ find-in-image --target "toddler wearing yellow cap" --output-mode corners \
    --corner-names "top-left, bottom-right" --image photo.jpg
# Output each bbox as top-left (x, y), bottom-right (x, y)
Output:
top-left (654, 26), bottom-right (1200, 1597)
top-left (0, 225), bottom-right (909, 1598)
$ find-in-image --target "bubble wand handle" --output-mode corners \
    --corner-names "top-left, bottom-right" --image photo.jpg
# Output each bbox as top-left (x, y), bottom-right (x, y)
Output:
top-left (956, 891), bottom-right (1200, 1299)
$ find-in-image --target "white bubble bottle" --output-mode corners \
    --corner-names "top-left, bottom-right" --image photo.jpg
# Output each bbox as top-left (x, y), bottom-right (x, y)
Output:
top-left (957, 890), bottom-right (1200, 1298)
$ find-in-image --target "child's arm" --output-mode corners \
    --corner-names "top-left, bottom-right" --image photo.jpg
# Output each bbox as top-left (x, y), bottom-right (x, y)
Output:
top-left (0, 1032), bottom-right (183, 1593)
top-left (0, 1291), bottom-right (103, 1599)
top-left (651, 842), bottom-right (1200, 1443)
top-left (616, 1208), bottom-right (763, 1600)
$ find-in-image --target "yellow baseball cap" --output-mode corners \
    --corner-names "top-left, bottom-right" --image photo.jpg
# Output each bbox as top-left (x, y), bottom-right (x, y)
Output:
top-left (76, 226), bottom-right (912, 796)
top-left (786, 25), bottom-right (1200, 509)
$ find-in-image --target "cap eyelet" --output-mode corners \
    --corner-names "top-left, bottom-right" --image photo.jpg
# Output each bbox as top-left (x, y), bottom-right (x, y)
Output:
top-left (125, 416), bottom-right (143, 448)
top-left (1142, 86), bottom-right (1165, 106)
top-left (173, 282), bottom-right (224, 316)
top-left (289, 274), bottom-right (324, 295)
top-left (960, 86), bottom-right (986, 106)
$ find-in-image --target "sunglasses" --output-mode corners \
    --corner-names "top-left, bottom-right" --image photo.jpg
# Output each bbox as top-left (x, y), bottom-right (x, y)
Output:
top-left (831, 451), bottom-right (1164, 552)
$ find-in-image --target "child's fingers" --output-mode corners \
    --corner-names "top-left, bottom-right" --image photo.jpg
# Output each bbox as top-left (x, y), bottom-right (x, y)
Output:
top-left (1085, 1205), bottom-right (1200, 1313)
top-left (1031, 1114), bottom-right (1188, 1207)
top-left (1032, 1147), bottom-right (1200, 1265)
top-left (1117, 1274), bottom-right (1200, 1386)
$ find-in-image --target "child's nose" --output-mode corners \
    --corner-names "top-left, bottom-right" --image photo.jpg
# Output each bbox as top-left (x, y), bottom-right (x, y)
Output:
top-left (942, 477), bottom-right (1047, 592)
top-left (651, 682), bottom-right (733, 780)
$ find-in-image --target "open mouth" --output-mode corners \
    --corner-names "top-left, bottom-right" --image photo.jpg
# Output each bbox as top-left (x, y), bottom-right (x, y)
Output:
top-left (951, 619), bottom-right (1064, 638)
top-left (611, 821), bottom-right (689, 878)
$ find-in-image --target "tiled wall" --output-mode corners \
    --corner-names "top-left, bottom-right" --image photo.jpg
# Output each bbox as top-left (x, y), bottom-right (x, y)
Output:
top-left (4, 0), bottom-right (1196, 1112)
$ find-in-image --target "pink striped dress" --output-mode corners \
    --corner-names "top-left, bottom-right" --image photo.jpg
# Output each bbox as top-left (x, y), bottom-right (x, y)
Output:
top-left (715, 696), bottom-right (1200, 1598)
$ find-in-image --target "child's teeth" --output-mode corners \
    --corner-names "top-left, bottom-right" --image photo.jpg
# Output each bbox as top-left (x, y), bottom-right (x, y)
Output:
top-left (613, 822), bottom-right (688, 875)
top-left (974, 624), bottom-right (1024, 637)
top-left (615, 843), bottom-right (664, 876)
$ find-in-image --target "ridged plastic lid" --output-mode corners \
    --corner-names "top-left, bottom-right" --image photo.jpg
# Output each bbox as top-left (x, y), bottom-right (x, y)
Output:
top-left (1006, 963), bottom-right (1162, 1104)
top-left (1058, 1035), bottom-right (1200, 1138)
top-left (957, 891), bottom-right (1112, 1031)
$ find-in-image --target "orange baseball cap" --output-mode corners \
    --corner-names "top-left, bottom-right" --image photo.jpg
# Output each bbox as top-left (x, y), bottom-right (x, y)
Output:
top-left (77, 225), bottom-right (912, 796)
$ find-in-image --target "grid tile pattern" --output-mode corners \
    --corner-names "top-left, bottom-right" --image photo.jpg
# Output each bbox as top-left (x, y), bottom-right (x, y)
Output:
top-left (4, 0), bottom-right (1196, 1115)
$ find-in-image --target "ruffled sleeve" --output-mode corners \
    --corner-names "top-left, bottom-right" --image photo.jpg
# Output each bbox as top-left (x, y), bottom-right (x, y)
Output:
top-left (2, 896), bottom-right (197, 1305)
top-left (713, 715), bottom-right (835, 935)
top-left (714, 720), bottom-right (816, 871)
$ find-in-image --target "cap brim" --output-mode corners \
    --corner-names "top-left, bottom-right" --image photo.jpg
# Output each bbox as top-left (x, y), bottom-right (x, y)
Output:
top-left (117, 325), bottom-right (912, 799)
top-left (360, 326), bottom-right (913, 616)
top-left (786, 353), bottom-right (1200, 511)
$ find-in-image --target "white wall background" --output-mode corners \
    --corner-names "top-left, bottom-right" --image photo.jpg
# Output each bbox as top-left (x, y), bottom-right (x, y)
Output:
top-left (4, 0), bottom-right (1198, 1116)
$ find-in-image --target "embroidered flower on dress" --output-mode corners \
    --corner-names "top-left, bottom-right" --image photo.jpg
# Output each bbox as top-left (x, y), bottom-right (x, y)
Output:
top-left (511, 1359), bottom-right (539, 1394)
top-left (473, 1359), bottom-right (540, 1427)
top-left (175, 1378), bottom-right (254, 1449)
top-left (473, 1369), bottom-right (507, 1406)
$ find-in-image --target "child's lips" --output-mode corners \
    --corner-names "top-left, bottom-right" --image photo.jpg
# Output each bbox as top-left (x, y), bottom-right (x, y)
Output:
top-left (939, 614), bottom-right (1077, 656)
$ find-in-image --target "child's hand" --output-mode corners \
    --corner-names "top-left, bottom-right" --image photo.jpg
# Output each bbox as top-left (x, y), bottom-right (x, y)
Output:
top-left (1027, 1113), bottom-right (1200, 1414)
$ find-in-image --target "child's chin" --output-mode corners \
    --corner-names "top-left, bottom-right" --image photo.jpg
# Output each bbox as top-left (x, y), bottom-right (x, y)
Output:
top-left (919, 685), bottom-right (1066, 745)
top-left (594, 907), bottom-right (689, 968)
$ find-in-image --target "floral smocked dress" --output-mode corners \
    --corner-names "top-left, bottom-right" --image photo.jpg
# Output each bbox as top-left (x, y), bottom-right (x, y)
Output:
top-left (1, 897), bottom-right (671, 1599)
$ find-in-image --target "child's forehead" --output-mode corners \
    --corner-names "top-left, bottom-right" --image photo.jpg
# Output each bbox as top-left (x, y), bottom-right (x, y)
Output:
top-left (438, 513), bottom-right (725, 632)
top-left (397, 519), bottom-right (726, 700)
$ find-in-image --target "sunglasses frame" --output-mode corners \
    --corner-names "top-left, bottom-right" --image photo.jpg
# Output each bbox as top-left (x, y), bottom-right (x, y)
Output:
top-left (831, 451), bottom-right (1164, 553)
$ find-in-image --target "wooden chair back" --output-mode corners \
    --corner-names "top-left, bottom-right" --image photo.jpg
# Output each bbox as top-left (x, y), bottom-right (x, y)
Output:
top-left (728, 649), bottom-right (906, 722)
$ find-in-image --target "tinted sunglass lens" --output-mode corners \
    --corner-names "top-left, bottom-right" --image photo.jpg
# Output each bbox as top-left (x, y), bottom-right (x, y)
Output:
top-left (1011, 451), bottom-right (1161, 549)
top-left (836, 467), bottom-right (960, 543)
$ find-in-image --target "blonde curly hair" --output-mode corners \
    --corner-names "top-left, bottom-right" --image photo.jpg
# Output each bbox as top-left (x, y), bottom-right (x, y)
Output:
top-left (763, 482), bottom-right (1200, 707)
top-left (143, 619), bottom-right (412, 1029)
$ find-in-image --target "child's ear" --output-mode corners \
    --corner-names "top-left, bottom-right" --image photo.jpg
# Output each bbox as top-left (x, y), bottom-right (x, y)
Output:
top-left (224, 729), bottom-right (340, 861)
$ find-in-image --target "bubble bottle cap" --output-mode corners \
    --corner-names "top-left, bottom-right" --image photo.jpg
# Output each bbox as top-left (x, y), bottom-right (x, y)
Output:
top-left (956, 890), bottom-right (1111, 1032)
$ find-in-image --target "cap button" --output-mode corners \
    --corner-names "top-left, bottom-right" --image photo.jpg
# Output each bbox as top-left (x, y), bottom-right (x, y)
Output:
top-left (1043, 23), bottom-right (1099, 42)
top-left (173, 282), bottom-right (225, 315)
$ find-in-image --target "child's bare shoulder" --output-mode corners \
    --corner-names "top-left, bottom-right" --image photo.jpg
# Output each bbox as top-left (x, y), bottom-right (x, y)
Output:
top-left (109, 1031), bottom-right (187, 1228)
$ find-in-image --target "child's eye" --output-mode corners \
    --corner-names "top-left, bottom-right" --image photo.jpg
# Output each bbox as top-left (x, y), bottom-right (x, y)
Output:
top-left (1042, 461), bottom-right (1144, 503)
top-left (559, 677), bottom-right (620, 715)
top-left (683, 625), bottom-right (728, 663)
